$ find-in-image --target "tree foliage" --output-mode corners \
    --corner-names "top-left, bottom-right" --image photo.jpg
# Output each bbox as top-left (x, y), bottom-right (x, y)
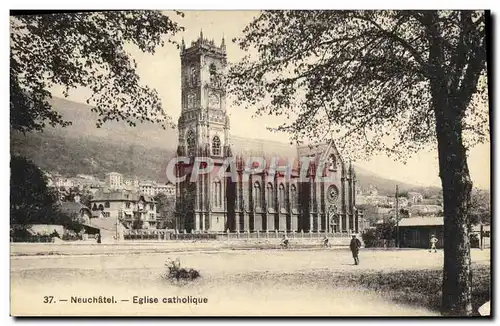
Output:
top-left (229, 10), bottom-right (488, 160)
top-left (10, 11), bottom-right (184, 133)
top-left (10, 155), bottom-right (76, 229)
top-left (229, 10), bottom-right (489, 316)
top-left (154, 192), bottom-right (176, 229)
top-left (10, 155), bottom-right (57, 225)
top-left (468, 188), bottom-right (491, 225)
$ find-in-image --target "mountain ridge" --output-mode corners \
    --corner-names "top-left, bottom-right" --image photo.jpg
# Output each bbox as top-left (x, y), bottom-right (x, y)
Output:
top-left (10, 96), bottom-right (442, 196)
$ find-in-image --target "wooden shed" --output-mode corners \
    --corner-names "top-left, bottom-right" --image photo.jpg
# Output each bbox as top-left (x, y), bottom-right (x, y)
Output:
top-left (398, 216), bottom-right (444, 249)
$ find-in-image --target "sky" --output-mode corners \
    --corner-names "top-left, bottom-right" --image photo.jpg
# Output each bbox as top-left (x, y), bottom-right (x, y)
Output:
top-left (52, 10), bottom-right (491, 190)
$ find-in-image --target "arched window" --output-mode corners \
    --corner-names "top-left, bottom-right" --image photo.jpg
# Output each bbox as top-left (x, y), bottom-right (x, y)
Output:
top-left (190, 65), bottom-right (197, 85)
top-left (105, 202), bottom-right (110, 208)
top-left (328, 154), bottom-right (337, 171)
top-left (291, 184), bottom-right (297, 210)
top-left (253, 182), bottom-right (261, 208)
top-left (267, 183), bottom-right (274, 209)
top-left (186, 129), bottom-right (195, 156)
top-left (209, 63), bottom-right (217, 84)
top-left (212, 136), bottom-right (221, 156)
top-left (98, 204), bottom-right (104, 211)
top-left (279, 183), bottom-right (285, 208)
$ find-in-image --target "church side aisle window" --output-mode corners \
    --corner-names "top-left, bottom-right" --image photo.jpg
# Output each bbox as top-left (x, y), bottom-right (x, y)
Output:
top-left (212, 136), bottom-right (221, 156)
top-left (213, 180), bottom-right (222, 208)
top-left (254, 182), bottom-right (262, 208)
top-left (291, 184), bottom-right (298, 211)
top-left (267, 183), bottom-right (274, 209)
top-left (279, 183), bottom-right (285, 208)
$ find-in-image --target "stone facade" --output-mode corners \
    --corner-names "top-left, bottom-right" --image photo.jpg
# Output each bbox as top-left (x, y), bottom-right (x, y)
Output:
top-left (175, 33), bottom-right (360, 233)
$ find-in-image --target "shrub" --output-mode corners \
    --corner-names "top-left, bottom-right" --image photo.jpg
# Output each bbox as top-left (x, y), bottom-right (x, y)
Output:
top-left (163, 258), bottom-right (200, 283)
top-left (362, 229), bottom-right (377, 248)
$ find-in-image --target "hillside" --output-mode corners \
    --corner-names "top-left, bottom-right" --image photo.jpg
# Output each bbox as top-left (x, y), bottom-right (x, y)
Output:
top-left (11, 131), bottom-right (176, 182)
top-left (354, 166), bottom-right (441, 197)
top-left (10, 96), bottom-right (441, 195)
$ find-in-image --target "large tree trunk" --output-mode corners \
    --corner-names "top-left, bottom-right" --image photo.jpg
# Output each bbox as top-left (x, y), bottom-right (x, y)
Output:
top-left (433, 93), bottom-right (473, 316)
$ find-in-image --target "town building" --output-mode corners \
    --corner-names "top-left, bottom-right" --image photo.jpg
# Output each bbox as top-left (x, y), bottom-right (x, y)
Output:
top-left (54, 176), bottom-right (75, 189)
top-left (387, 196), bottom-right (409, 208)
top-left (90, 188), bottom-right (159, 229)
top-left (59, 201), bottom-right (92, 225)
top-left (174, 33), bottom-right (360, 233)
top-left (397, 216), bottom-right (487, 249)
top-left (407, 191), bottom-right (424, 204)
top-left (398, 216), bottom-right (443, 248)
top-left (408, 204), bottom-right (443, 216)
top-left (156, 182), bottom-right (176, 197)
top-left (105, 172), bottom-right (123, 189)
top-left (139, 180), bottom-right (156, 196)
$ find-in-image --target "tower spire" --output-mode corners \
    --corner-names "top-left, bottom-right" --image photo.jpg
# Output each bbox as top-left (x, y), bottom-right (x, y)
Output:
top-left (200, 29), bottom-right (204, 41)
top-left (221, 34), bottom-right (226, 49)
top-left (181, 37), bottom-right (185, 51)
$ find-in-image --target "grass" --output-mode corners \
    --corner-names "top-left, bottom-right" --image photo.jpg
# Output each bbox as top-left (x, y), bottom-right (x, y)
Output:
top-left (236, 263), bottom-right (490, 316)
top-left (330, 264), bottom-right (491, 316)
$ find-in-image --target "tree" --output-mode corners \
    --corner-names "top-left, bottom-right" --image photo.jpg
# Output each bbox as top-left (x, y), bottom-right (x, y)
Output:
top-left (355, 204), bottom-right (379, 225)
top-left (468, 188), bottom-right (491, 225)
top-left (10, 155), bottom-right (57, 225)
top-left (229, 10), bottom-right (488, 316)
top-left (79, 189), bottom-right (94, 209)
top-left (154, 193), bottom-right (176, 229)
top-left (132, 219), bottom-right (144, 230)
top-left (10, 11), bottom-right (183, 133)
top-left (10, 155), bottom-right (77, 230)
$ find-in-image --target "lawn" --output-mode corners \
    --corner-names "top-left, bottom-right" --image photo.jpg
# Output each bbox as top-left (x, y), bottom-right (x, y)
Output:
top-left (250, 263), bottom-right (490, 316)
top-left (339, 265), bottom-right (490, 315)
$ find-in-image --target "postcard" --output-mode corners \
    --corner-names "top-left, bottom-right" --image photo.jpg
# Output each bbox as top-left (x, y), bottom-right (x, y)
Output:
top-left (10, 9), bottom-right (491, 317)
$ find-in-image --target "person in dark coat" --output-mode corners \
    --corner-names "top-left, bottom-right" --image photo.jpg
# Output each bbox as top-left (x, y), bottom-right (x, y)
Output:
top-left (97, 233), bottom-right (102, 244)
top-left (349, 235), bottom-right (361, 265)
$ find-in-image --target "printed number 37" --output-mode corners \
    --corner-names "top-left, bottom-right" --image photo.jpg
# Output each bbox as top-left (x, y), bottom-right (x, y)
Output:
top-left (43, 296), bottom-right (54, 303)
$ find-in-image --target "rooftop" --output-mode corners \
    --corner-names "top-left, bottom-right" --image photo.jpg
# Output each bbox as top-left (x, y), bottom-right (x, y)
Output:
top-left (398, 216), bottom-right (444, 227)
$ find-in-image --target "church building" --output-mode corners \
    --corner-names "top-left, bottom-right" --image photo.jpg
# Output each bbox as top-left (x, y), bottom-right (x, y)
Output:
top-left (175, 32), bottom-right (361, 234)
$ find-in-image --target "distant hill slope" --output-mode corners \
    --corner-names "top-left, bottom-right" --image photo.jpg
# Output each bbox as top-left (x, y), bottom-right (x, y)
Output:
top-left (354, 166), bottom-right (441, 197)
top-left (10, 96), bottom-right (441, 195)
top-left (11, 130), bottom-right (176, 182)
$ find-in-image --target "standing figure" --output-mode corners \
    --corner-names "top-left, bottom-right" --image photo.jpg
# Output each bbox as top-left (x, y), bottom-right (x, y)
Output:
top-left (97, 233), bottom-right (102, 244)
top-left (350, 234), bottom-right (361, 265)
top-left (429, 234), bottom-right (438, 253)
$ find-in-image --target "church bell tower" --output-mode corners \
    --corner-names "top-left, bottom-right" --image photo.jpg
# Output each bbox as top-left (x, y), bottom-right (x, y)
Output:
top-left (175, 32), bottom-right (231, 232)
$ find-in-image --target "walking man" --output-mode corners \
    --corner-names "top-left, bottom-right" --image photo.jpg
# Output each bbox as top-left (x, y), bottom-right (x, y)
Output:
top-left (429, 234), bottom-right (438, 253)
top-left (350, 234), bottom-right (361, 265)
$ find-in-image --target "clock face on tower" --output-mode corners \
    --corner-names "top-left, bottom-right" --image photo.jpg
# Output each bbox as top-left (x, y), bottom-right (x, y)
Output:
top-left (327, 185), bottom-right (339, 204)
top-left (208, 92), bottom-right (220, 108)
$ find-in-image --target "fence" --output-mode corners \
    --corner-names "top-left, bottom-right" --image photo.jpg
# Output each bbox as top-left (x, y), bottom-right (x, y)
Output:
top-left (122, 229), bottom-right (355, 241)
top-left (10, 235), bottom-right (54, 243)
top-left (363, 239), bottom-right (396, 248)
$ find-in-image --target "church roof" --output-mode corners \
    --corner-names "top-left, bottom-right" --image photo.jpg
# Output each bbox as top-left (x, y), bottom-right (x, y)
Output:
top-left (228, 136), bottom-right (345, 177)
top-left (398, 216), bottom-right (444, 227)
top-left (230, 136), bottom-right (297, 160)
